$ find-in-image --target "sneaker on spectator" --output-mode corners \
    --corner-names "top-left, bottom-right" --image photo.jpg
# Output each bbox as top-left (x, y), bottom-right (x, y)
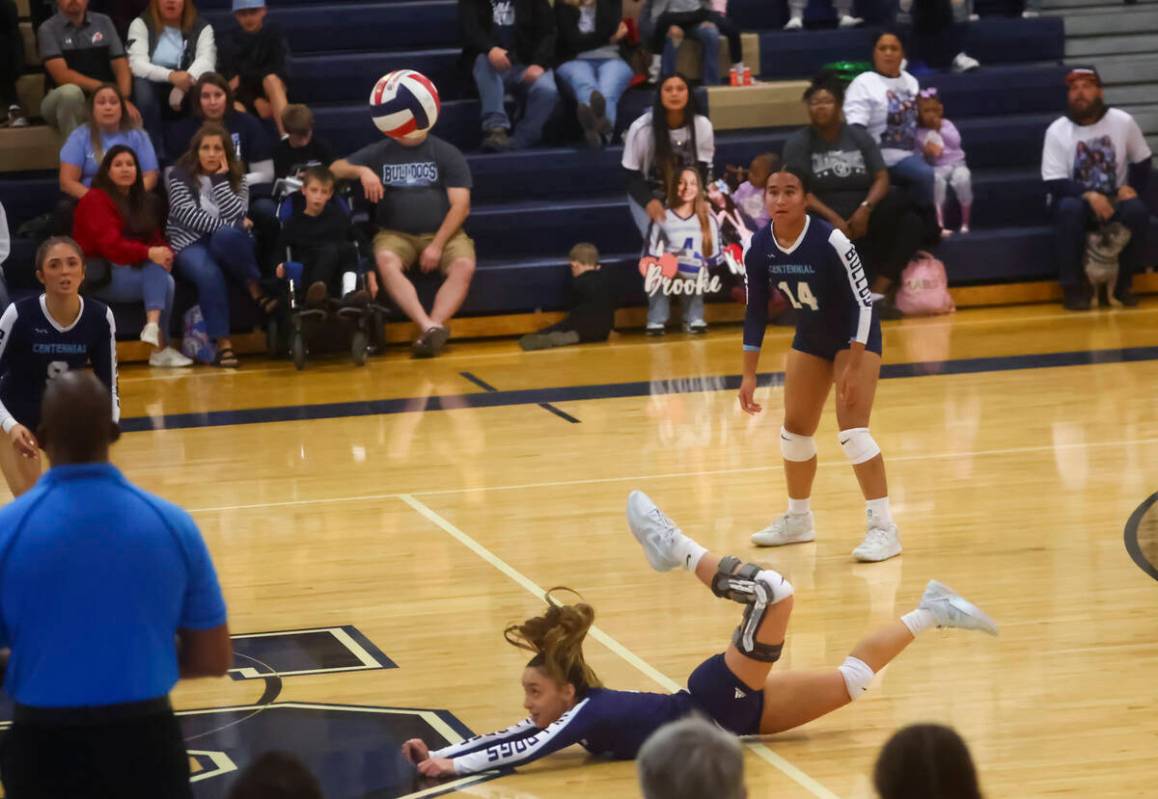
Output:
top-left (305, 280), bottom-right (328, 307)
top-left (1021, 8), bottom-right (1039, 15)
top-left (683, 319), bottom-right (708, 334)
top-left (5, 105), bottom-right (28, 127)
top-left (1063, 286), bottom-right (1091, 311)
top-left (481, 128), bottom-right (514, 152)
top-left (576, 102), bottom-right (602, 149)
top-left (1114, 289), bottom-right (1139, 308)
top-left (783, 15), bottom-right (803, 29)
top-left (646, 322), bottom-right (666, 336)
top-left (838, 14), bottom-right (863, 27)
top-left (951, 52), bottom-right (981, 73)
top-left (139, 321), bottom-right (161, 347)
top-left (341, 289), bottom-right (370, 307)
top-left (968, 12), bottom-right (979, 20)
top-left (149, 347), bottom-right (194, 368)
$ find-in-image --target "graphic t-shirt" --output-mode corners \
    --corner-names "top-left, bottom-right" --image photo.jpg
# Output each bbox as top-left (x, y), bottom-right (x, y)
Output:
top-left (347, 135), bottom-right (473, 235)
top-left (491, 0), bottom-right (516, 49)
top-left (647, 208), bottom-right (722, 277)
top-left (622, 112), bottom-right (716, 199)
top-left (782, 124), bottom-right (886, 220)
top-left (843, 70), bottom-right (920, 167)
top-left (1041, 108), bottom-right (1152, 196)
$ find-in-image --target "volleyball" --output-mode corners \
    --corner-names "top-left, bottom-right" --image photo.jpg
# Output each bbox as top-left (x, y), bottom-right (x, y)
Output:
top-left (369, 70), bottom-right (441, 140)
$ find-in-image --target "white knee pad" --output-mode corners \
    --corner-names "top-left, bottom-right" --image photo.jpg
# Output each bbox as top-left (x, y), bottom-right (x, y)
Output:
top-left (838, 428), bottom-right (880, 465)
top-left (839, 656), bottom-right (874, 701)
top-left (779, 426), bottom-right (817, 462)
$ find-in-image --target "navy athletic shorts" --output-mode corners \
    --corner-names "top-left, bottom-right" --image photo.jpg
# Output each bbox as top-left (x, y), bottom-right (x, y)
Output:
top-left (792, 306), bottom-right (883, 362)
top-left (686, 653), bottom-right (764, 736)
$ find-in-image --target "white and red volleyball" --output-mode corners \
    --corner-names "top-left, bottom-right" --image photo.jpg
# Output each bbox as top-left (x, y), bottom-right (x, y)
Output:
top-left (369, 70), bottom-right (441, 140)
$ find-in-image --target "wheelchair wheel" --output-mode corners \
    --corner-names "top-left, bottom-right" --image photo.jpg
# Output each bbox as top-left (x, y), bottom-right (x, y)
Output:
top-left (265, 317), bottom-right (280, 357)
top-left (369, 307), bottom-right (387, 354)
top-left (351, 329), bottom-right (368, 367)
top-left (291, 329), bottom-right (307, 371)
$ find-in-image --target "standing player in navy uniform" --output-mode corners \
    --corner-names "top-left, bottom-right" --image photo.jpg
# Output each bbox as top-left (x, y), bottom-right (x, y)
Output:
top-left (739, 166), bottom-right (899, 562)
top-left (0, 237), bottom-right (119, 496)
top-left (400, 491), bottom-right (997, 779)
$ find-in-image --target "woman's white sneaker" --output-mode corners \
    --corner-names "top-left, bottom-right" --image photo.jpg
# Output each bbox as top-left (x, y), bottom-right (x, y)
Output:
top-left (751, 512), bottom-right (815, 547)
top-left (139, 322), bottom-right (161, 347)
top-left (919, 580), bottom-right (998, 636)
top-left (149, 346), bottom-right (194, 368)
top-left (852, 523), bottom-right (902, 562)
top-left (626, 490), bottom-right (687, 572)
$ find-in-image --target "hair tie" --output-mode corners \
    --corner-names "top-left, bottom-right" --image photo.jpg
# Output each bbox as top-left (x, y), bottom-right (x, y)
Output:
top-left (919, 88), bottom-right (939, 100)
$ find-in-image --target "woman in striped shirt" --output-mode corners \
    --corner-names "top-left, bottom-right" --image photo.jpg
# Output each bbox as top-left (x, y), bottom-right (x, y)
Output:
top-left (166, 123), bottom-right (273, 367)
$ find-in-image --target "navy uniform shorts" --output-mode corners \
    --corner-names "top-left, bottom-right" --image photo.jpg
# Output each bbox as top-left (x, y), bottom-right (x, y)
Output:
top-left (687, 653), bottom-right (764, 736)
top-left (792, 306), bottom-right (883, 362)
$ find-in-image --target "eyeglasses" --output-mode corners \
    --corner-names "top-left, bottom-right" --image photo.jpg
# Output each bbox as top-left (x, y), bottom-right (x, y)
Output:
top-left (807, 98), bottom-right (837, 108)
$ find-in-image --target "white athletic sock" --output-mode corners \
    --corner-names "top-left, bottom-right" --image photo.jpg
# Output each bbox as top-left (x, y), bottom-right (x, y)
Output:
top-left (341, 271), bottom-right (357, 296)
top-left (677, 537), bottom-right (708, 572)
top-left (901, 608), bottom-right (936, 637)
top-left (787, 497), bottom-right (811, 515)
top-left (866, 497), bottom-right (893, 528)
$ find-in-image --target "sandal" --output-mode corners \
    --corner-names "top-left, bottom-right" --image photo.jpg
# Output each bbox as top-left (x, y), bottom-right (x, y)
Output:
top-left (215, 346), bottom-right (239, 368)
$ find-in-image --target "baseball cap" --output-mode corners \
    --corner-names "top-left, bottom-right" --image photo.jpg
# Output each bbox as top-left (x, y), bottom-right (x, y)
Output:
top-left (1065, 67), bottom-right (1101, 86)
top-left (231, 0), bottom-right (266, 11)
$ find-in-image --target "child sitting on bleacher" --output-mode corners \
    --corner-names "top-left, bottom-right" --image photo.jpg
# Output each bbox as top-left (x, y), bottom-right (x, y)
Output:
top-left (274, 104), bottom-right (335, 180)
top-left (274, 165), bottom-right (372, 306)
top-left (729, 152), bottom-right (776, 229)
top-left (219, 0), bottom-right (291, 137)
top-left (518, 243), bottom-right (615, 350)
top-left (916, 88), bottom-right (972, 235)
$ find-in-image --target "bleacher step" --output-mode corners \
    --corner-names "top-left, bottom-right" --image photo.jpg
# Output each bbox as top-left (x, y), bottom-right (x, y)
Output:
top-left (0, 125), bottom-right (61, 172)
top-left (1065, 32), bottom-right (1158, 58)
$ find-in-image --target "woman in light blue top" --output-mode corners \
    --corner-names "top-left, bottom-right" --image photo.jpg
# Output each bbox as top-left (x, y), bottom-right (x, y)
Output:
top-left (58, 84), bottom-right (159, 202)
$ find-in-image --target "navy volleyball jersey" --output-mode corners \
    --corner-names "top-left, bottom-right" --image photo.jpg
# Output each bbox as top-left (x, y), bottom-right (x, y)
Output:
top-left (432, 688), bottom-right (699, 775)
top-left (0, 296), bottom-right (120, 434)
top-left (743, 216), bottom-right (878, 359)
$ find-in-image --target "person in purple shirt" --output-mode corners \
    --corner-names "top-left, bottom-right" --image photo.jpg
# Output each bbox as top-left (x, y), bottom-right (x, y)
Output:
top-left (401, 490), bottom-right (998, 779)
top-left (916, 88), bottom-right (972, 236)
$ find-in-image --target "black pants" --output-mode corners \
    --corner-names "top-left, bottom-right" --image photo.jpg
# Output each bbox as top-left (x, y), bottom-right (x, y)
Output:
top-left (0, 710), bottom-right (192, 799)
top-left (855, 189), bottom-right (925, 285)
top-left (649, 8), bottom-right (743, 65)
top-left (0, 0), bottom-right (22, 108)
top-left (1051, 195), bottom-right (1150, 292)
top-left (298, 241), bottom-right (358, 300)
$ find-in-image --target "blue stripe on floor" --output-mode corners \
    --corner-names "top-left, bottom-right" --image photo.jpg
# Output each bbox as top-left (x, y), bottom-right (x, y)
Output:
top-left (119, 345), bottom-right (1158, 433)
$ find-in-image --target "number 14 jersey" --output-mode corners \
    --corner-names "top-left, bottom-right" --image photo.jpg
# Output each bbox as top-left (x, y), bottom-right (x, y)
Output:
top-left (742, 216), bottom-right (876, 358)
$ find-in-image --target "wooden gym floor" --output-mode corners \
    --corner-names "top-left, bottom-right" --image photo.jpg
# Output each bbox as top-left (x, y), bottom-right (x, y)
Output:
top-left (6, 301), bottom-right (1158, 798)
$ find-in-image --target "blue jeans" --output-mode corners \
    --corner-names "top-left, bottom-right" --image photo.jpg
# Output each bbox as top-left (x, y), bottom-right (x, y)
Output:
top-left (133, 77), bottom-right (171, 162)
top-left (472, 53), bottom-right (559, 147)
top-left (888, 153), bottom-right (935, 208)
top-left (1051, 195), bottom-right (1149, 293)
top-left (173, 226), bottom-right (260, 339)
top-left (91, 261), bottom-right (176, 340)
top-left (660, 20), bottom-right (722, 85)
top-left (555, 57), bottom-right (635, 129)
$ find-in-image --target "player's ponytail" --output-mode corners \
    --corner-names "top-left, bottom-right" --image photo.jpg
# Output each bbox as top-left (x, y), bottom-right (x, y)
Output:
top-left (504, 588), bottom-right (603, 697)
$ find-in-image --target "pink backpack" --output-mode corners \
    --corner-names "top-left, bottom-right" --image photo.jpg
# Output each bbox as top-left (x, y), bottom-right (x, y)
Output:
top-left (894, 251), bottom-right (955, 316)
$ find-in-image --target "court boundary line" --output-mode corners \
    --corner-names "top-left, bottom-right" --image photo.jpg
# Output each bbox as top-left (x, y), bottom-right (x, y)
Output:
top-left (1123, 492), bottom-right (1158, 582)
top-left (398, 493), bottom-right (841, 799)
top-left (181, 436), bottom-right (1158, 516)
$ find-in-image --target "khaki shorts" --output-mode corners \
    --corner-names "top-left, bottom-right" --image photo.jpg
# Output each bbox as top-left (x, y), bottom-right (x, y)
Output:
top-left (372, 230), bottom-right (475, 274)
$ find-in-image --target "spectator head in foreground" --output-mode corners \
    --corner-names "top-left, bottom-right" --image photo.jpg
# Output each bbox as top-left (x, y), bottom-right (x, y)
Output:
top-left (873, 723), bottom-right (982, 799)
top-left (637, 716), bottom-right (746, 799)
top-left (226, 751), bottom-right (324, 799)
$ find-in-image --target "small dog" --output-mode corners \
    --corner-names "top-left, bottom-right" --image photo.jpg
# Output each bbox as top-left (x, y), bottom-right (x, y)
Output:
top-left (1084, 221), bottom-right (1132, 308)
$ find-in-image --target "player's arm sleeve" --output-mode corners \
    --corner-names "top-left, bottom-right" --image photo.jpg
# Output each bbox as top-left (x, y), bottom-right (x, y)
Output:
top-left (174, 509), bottom-right (228, 630)
top-left (446, 698), bottom-right (594, 775)
top-left (429, 717), bottom-right (539, 759)
top-left (91, 305), bottom-right (120, 422)
top-left (829, 228), bottom-right (872, 345)
top-left (742, 237), bottom-right (769, 351)
top-left (0, 304), bottom-right (19, 434)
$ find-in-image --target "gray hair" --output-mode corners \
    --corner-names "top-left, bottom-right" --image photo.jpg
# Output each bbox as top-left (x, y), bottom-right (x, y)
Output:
top-left (637, 716), bottom-right (746, 799)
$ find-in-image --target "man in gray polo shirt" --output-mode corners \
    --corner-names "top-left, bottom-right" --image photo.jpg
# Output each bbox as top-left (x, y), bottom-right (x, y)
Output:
top-left (38, 0), bottom-right (140, 135)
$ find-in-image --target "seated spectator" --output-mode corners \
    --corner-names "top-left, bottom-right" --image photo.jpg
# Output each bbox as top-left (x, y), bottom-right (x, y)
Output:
top-left (637, 716), bottom-right (746, 799)
top-left (784, 74), bottom-right (921, 314)
top-left (643, 0), bottom-right (744, 86)
top-left (900, 0), bottom-right (980, 73)
top-left (274, 166), bottom-right (370, 307)
top-left (554, 0), bottom-right (632, 148)
top-left (784, 0), bottom-right (861, 29)
top-left (873, 723), bottom-right (982, 799)
top-left (38, 0), bottom-right (140, 137)
top-left (730, 152), bottom-right (775, 229)
top-left (72, 145), bottom-right (191, 367)
top-left (622, 73), bottom-right (714, 236)
top-left (226, 751), bottom-right (323, 799)
top-left (59, 83), bottom-right (159, 202)
top-left (844, 32), bottom-right (933, 210)
top-left (916, 88), bottom-right (971, 235)
top-left (1, 0), bottom-right (28, 127)
top-left (0, 200), bottom-right (9, 311)
top-left (167, 123), bottom-right (275, 367)
top-left (1043, 67), bottom-right (1152, 311)
top-left (274, 103), bottom-right (334, 180)
top-left (459, 0), bottom-right (560, 152)
top-left (127, 0), bottom-right (216, 161)
top-left (643, 165), bottom-right (719, 335)
top-left (331, 128), bottom-right (474, 358)
top-left (168, 72), bottom-right (275, 190)
top-left (218, 0), bottom-right (290, 138)
top-left (519, 242), bottom-right (614, 350)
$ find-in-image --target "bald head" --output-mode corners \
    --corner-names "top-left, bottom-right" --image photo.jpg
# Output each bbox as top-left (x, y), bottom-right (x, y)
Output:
top-left (38, 371), bottom-right (120, 464)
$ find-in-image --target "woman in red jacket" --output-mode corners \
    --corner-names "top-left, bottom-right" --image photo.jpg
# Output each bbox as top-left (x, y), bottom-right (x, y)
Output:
top-left (72, 145), bottom-right (192, 368)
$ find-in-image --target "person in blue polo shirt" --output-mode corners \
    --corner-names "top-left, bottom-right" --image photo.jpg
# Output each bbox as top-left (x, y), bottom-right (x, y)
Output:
top-left (0, 371), bottom-right (232, 799)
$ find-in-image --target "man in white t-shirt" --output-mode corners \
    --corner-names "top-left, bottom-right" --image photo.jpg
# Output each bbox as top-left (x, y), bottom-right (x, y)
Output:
top-left (1042, 68), bottom-right (1153, 310)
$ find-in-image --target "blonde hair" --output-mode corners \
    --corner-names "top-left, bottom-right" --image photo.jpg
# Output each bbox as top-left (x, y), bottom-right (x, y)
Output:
top-left (282, 103), bottom-right (315, 135)
top-left (568, 242), bottom-right (600, 267)
top-left (504, 589), bottom-right (603, 695)
top-left (666, 167), bottom-right (715, 256)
